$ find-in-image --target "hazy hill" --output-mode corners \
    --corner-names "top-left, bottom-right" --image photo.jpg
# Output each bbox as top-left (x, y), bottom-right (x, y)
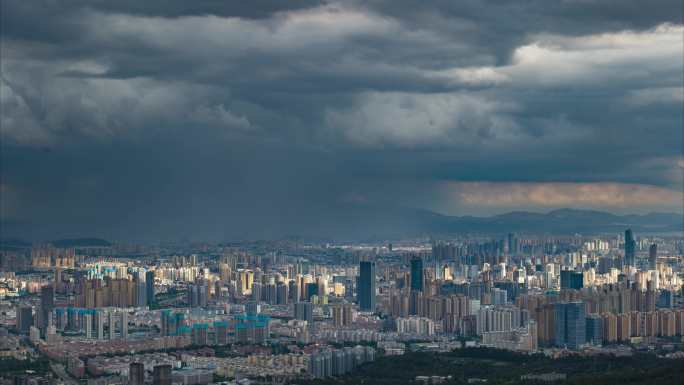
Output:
top-left (50, 238), bottom-right (112, 248)
top-left (1, 208), bottom-right (681, 242)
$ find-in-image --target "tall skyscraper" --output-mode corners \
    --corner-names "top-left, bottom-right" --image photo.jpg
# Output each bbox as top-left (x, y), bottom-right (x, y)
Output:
top-left (560, 270), bottom-right (584, 290)
top-left (109, 310), bottom-right (117, 340)
top-left (554, 301), bottom-right (586, 349)
top-left (648, 243), bottom-right (657, 270)
top-left (135, 271), bottom-right (147, 307)
top-left (357, 261), bottom-right (376, 312)
top-left (276, 282), bottom-right (288, 305)
top-left (16, 306), bottom-right (33, 334)
top-left (95, 310), bottom-right (105, 340)
top-left (332, 305), bottom-right (343, 327)
top-left (507, 233), bottom-right (518, 255)
top-left (40, 286), bottom-right (55, 331)
top-left (146, 270), bottom-right (155, 305)
top-left (332, 304), bottom-right (353, 327)
top-left (121, 311), bottom-right (129, 340)
top-left (624, 229), bottom-right (636, 267)
top-left (251, 282), bottom-right (263, 302)
top-left (294, 302), bottom-right (313, 324)
top-left (152, 365), bottom-right (172, 385)
top-left (188, 280), bottom-right (208, 308)
top-left (54, 267), bottom-right (63, 290)
top-left (410, 258), bottom-right (424, 293)
top-left (288, 280), bottom-right (299, 303)
top-left (305, 282), bottom-right (319, 302)
top-left (84, 313), bottom-right (93, 339)
top-left (245, 301), bottom-right (260, 316)
top-left (191, 324), bottom-right (208, 346)
top-left (585, 314), bottom-right (603, 345)
top-left (129, 362), bottom-right (145, 385)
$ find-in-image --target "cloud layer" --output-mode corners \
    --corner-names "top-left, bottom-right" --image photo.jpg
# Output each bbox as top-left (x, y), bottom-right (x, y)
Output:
top-left (438, 182), bottom-right (683, 215)
top-left (1, 1), bottom-right (682, 240)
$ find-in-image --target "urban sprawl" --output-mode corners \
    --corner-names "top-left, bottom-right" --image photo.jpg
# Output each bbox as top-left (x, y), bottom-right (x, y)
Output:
top-left (0, 229), bottom-right (683, 385)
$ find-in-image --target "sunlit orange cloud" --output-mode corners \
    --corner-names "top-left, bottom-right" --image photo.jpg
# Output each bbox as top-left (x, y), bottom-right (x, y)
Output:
top-left (441, 182), bottom-right (683, 209)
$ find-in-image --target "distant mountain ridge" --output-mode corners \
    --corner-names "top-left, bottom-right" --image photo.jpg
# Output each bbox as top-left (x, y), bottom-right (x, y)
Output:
top-left (317, 205), bottom-right (684, 240)
top-left (0, 237), bottom-right (112, 249)
top-left (0, 238), bottom-right (32, 251)
top-left (1, 208), bottom-right (681, 243)
top-left (50, 238), bottom-right (112, 248)
top-left (437, 208), bottom-right (683, 235)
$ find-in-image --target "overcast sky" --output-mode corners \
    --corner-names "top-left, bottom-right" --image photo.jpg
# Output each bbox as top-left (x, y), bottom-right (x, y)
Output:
top-left (1, 1), bottom-right (683, 241)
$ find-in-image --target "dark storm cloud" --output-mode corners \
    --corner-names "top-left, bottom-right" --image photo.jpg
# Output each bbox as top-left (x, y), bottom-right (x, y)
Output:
top-left (1, 0), bottom-right (324, 38)
top-left (362, 0), bottom-right (684, 63)
top-left (1, 0), bottom-right (682, 241)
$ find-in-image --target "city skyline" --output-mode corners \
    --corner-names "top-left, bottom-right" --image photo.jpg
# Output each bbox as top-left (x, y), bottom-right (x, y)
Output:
top-left (1, 228), bottom-right (682, 384)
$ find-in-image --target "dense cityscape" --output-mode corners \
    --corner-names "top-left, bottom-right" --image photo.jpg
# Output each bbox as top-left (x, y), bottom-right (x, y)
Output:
top-left (0, 227), bottom-right (682, 384)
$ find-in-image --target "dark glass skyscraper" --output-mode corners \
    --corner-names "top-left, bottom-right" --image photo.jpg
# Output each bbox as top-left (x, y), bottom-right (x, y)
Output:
top-left (507, 233), bottom-right (518, 255)
top-left (16, 306), bottom-right (33, 334)
top-left (648, 243), bottom-right (657, 270)
top-left (410, 258), bottom-right (423, 292)
top-left (40, 286), bottom-right (54, 331)
top-left (357, 261), bottom-right (376, 311)
top-left (554, 301), bottom-right (586, 349)
top-left (152, 365), bottom-right (172, 385)
top-left (624, 229), bottom-right (636, 267)
top-left (585, 314), bottom-right (603, 345)
top-left (306, 282), bottom-right (319, 301)
top-left (560, 270), bottom-right (584, 290)
top-left (146, 270), bottom-right (155, 305)
top-left (129, 363), bottom-right (145, 385)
